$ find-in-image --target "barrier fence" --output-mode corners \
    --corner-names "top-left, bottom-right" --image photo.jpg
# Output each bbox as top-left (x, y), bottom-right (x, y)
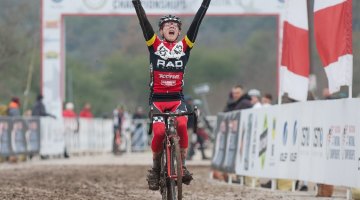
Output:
top-left (0, 117), bottom-right (41, 156)
top-left (211, 98), bottom-right (360, 188)
top-left (0, 117), bottom-right (152, 157)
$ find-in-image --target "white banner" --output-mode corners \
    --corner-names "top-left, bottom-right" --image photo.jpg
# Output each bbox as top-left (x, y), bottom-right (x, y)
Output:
top-left (212, 99), bottom-right (360, 188)
top-left (63, 118), bottom-right (113, 154)
top-left (40, 117), bottom-right (65, 155)
top-left (41, 117), bottom-right (113, 155)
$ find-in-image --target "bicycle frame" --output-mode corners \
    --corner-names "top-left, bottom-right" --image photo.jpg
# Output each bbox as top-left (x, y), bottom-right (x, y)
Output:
top-left (149, 107), bottom-right (197, 200)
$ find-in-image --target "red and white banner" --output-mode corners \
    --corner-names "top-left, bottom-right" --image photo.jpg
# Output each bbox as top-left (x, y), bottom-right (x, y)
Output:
top-left (280, 0), bottom-right (310, 101)
top-left (314, 0), bottom-right (353, 94)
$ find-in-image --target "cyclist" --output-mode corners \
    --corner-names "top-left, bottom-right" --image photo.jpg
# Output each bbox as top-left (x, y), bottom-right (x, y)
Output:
top-left (132, 0), bottom-right (211, 190)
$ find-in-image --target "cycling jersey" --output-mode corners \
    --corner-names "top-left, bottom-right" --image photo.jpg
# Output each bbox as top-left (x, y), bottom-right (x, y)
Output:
top-left (133, 0), bottom-right (211, 103)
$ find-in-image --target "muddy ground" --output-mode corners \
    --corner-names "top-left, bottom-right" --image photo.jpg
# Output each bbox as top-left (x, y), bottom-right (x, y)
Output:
top-left (0, 165), bottom-right (346, 200)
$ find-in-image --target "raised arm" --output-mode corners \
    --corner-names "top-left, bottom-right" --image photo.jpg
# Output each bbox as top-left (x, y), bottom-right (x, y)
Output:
top-left (186, 0), bottom-right (211, 44)
top-left (132, 0), bottom-right (155, 42)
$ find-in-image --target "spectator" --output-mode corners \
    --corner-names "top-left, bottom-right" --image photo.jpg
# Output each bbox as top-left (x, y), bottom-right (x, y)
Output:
top-left (8, 97), bottom-right (21, 117)
top-left (223, 85), bottom-right (252, 112)
top-left (0, 105), bottom-right (7, 116)
top-left (63, 102), bottom-right (77, 118)
top-left (113, 105), bottom-right (125, 154)
top-left (31, 94), bottom-right (56, 118)
top-left (219, 85), bottom-right (251, 183)
top-left (63, 102), bottom-right (77, 159)
top-left (261, 93), bottom-right (273, 107)
top-left (184, 96), bottom-right (195, 159)
top-left (184, 95), bottom-right (195, 130)
top-left (187, 99), bottom-right (210, 160)
top-left (79, 103), bottom-right (93, 118)
top-left (248, 89), bottom-right (262, 108)
top-left (132, 106), bottom-right (146, 119)
top-left (23, 109), bottom-right (32, 117)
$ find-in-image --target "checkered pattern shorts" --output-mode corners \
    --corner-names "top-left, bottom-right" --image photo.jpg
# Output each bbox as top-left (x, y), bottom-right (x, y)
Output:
top-left (152, 116), bottom-right (164, 123)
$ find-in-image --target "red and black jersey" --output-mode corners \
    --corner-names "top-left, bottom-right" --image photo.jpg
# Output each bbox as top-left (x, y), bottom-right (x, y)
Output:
top-left (147, 35), bottom-right (194, 101)
top-left (132, 0), bottom-right (211, 103)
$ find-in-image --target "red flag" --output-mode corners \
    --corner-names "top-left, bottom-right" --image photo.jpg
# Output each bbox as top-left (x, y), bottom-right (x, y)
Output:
top-left (280, 0), bottom-right (310, 101)
top-left (314, 0), bottom-right (353, 93)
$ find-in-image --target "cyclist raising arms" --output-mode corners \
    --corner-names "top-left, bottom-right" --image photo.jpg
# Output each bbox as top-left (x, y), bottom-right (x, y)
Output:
top-left (132, 0), bottom-right (211, 191)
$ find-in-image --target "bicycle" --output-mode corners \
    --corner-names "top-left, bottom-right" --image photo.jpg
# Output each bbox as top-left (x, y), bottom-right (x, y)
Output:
top-left (148, 107), bottom-right (197, 200)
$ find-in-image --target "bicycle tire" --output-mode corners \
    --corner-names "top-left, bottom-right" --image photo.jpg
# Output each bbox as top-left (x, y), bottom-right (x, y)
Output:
top-left (160, 145), bottom-right (168, 200)
top-left (170, 137), bottom-right (182, 200)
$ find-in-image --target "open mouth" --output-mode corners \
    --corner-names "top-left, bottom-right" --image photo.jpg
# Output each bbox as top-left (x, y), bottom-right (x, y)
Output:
top-left (169, 30), bottom-right (175, 35)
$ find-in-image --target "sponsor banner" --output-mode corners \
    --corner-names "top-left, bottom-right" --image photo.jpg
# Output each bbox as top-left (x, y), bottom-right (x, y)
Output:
top-left (40, 118), bottom-right (65, 155)
top-left (10, 119), bottom-right (27, 154)
top-left (0, 117), bottom-right (41, 156)
top-left (0, 118), bottom-right (12, 156)
top-left (211, 99), bottom-right (360, 188)
top-left (65, 118), bottom-right (113, 154)
top-left (25, 118), bottom-right (41, 154)
top-left (222, 111), bottom-right (241, 173)
top-left (211, 113), bottom-right (228, 170)
top-left (43, 0), bottom-right (284, 15)
top-left (131, 119), bottom-right (149, 152)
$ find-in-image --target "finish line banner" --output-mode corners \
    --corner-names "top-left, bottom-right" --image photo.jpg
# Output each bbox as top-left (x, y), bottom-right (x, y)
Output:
top-left (41, 0), bottom-right (284, 118)
top-left (212, 99), bottom-right (360, 188)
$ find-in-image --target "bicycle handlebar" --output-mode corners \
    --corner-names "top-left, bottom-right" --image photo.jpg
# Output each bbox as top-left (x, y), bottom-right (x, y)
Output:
top-left (148, 106), bottom-right (198, 135)
top-left (151, 111), bottom-right (195, 118)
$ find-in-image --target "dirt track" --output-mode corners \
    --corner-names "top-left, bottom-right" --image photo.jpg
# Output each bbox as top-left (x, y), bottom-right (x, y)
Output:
top-left (0, 165), bottom-right (345, 200)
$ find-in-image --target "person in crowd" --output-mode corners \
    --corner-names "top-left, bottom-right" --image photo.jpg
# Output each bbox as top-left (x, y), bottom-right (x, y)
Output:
top-left (187, 98), bottom-right (210, 160)
top-left (31, 94), bottom-right (56, 118)
top-left (132, 0), bottom-right (211, 190)
top-left (23, 110), bottom-right (32, 117)
top-left (63, 102), bottom-right (77, 159)
top-left (224, 85), bottom-right (252, 112)
top-left (8, 97), bottom-right (21, 117)
top-left (63, 102), bottom-right (77, 118)
top-left (248, 89), bottom-right (262, 108)
top-left (261, 93), bottom-right (273, 107)
top-left (0, 105), bottom-right (7, 116)
top-left (113, 105), bottom-right (125, 154)
top-left (132, 106), bottom-right (147, 120)
top-left (79, 103), bottom-right (93, 118)
top-left (184, 95), bottom-right (195, 159)
top-left (217, 85), bottom-right (251, 182)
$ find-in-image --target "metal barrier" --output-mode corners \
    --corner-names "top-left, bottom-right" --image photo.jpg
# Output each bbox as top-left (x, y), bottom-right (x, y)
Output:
top-left (211, 98), bottom-right (360, 190)
top-left (0, 117), bottom-right (41, 156)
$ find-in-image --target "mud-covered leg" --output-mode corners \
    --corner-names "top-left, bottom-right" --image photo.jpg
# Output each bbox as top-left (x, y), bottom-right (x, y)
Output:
top-left (147, 152), bottom-right (162, 190)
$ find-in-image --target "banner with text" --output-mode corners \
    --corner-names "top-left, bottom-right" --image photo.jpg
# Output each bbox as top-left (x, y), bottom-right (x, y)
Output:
top-left (0, 117), bottom-right (41, 156)
top-left (212, 99), bottom-right (360, 188)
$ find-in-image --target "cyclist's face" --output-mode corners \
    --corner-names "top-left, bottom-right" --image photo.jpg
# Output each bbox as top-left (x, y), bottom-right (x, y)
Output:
top-left (160, 22), bottom-right (180, 42)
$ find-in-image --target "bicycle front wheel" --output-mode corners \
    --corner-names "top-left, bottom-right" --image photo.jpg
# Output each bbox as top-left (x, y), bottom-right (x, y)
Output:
top-left (169, 137), bottom-right (182, 200)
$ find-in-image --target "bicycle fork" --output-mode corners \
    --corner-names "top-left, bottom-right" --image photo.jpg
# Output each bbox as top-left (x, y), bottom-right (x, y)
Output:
top-left (166, 135), bottom-right (183, 179)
